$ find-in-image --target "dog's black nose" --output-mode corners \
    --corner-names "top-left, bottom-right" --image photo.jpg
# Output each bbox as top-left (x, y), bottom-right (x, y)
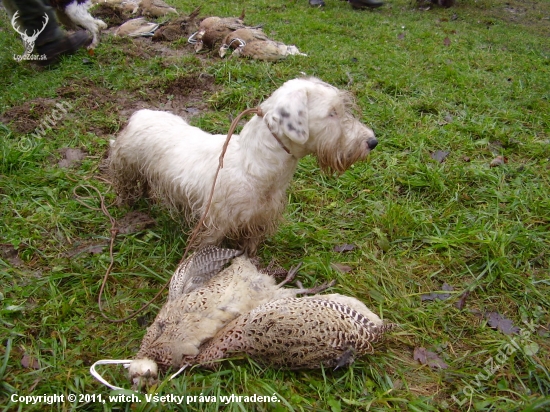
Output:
top-left (367, 138), bottom-right (378, 150)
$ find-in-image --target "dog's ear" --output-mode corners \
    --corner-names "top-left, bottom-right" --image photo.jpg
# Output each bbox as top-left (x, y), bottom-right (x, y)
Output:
top-left (263, 88), bottom-right (309, 144)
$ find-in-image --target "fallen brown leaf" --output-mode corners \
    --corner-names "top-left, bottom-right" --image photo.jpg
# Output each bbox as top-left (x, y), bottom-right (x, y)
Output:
top-left (430, 150), bottom-right (450, 163)
top-left (485, 311), bottom-right (520, 335)
top-left (454, 290), bottom-right (470, 310)
top-left (421, 283), bottom-right (453, 301)
top-left (117, 211), bottom-right (156, 234)
top-left (413, 347), bottom-right (448, 369)
top-left (490, 155), bottom-right (507, 167)
top-left (21, 353), bottom-right (40, 370)
top-left (333, 244), bottom-right (356, 253)
top-left (330, 262), bottom-right (353, 273)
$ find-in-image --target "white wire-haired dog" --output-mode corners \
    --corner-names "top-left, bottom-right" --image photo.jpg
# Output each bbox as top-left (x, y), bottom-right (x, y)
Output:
top-left (109, 77), bottom-right (378, 254)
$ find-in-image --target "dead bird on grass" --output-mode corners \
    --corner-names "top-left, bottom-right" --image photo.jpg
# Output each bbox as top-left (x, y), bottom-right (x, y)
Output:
top-left (218, 27), bottom-right (269, 57)
top-left (128, 247), bottom-right (333, 388)
top-left (231, 39), bottom-right (307, 61)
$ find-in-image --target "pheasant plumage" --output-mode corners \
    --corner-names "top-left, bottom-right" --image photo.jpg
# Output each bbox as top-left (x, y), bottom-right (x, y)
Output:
top-left (183, 294), bottom-right (396, 370)
top-left (192, 15), bottom-right (246, 52)
top-left (168, 246), bottom-right (243, 298)
top-left (129, 247), bottom-right (332, 387)
top-left (231, 40), bottom-right (307, 61)
top-left (139, 0), bottom-right (178, 17)
top-left (114, 17), bottom-right (158, 37)
top-left (218, 27), bottom-right (269, 57)
top-left (151, 7), bottom-right (201, 42)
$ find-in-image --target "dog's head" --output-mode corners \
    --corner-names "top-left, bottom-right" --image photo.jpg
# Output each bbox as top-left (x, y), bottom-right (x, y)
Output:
top-left (261, 77), bottom-right (378, 173)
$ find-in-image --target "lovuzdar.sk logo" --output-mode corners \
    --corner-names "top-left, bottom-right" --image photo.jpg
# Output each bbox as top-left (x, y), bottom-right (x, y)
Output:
top-left (11, 10), bottom-right (48, 62)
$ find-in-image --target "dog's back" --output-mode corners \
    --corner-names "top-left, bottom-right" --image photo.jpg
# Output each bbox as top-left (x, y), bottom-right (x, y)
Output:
top-left (110, 109), bottom-right (224, 209)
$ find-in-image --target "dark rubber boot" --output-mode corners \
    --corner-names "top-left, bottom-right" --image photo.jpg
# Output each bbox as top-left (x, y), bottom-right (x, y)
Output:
top-left (349, 0), bottom-right (384, 9)
top-left (36, 30), bottom-right (92, 66)
top-left (309, 0), bottom-right (326, 7)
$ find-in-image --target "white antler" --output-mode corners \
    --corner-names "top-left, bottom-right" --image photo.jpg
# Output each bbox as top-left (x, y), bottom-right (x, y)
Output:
top-left (11, 11), bottom-right (26, 38)
top-left (11, 11), bottom-right (49, 56)
top-left (28, 13), bottom-right (50, 43)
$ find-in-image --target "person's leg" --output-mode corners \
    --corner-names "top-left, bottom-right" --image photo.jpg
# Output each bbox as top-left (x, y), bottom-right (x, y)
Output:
top-left (349, 0), bottom-right (384, 9)
top-left (309, 0), bottom-right (326, 6)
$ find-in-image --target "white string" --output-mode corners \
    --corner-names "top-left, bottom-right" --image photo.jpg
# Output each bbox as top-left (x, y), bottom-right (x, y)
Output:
top-left (187, 31), bottom-right (198, 44)
top-left (89, 359), bottom-right (133, 391)
top-left (169, 365), bottom-right (187, 381)
top-left (228, 38), bottom-right (246, 48)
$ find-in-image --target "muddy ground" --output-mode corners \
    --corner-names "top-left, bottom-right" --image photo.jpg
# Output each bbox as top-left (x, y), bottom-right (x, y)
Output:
top-left (55, 67), bottom-right (216, 135)
top-left (1, 5), bottom-right (218, 136)
top-left (1, 67), bottom-right (216, 136)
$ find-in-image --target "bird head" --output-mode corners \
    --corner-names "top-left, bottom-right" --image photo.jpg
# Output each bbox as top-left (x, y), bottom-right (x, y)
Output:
top-left (219, 44), bottom-right (229, 58)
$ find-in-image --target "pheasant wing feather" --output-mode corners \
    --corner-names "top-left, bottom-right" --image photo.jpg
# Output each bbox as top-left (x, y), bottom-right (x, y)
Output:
top-left (169, 246), bottom-right (243, 299)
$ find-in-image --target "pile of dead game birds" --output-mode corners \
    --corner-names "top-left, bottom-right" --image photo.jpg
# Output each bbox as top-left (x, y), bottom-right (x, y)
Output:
top-left (92, 1), bottom-right (306, 61)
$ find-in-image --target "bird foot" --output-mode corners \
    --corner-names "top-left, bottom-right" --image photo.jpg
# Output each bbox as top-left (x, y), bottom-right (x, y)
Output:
top-left (333, 347), bottom-right (356, 370)
top-left (296, 279), bottom-right (336, 295)
top-left (276, 262), bottom-right (303, 287)
top-left (258, 259), bottom-right (290, 278)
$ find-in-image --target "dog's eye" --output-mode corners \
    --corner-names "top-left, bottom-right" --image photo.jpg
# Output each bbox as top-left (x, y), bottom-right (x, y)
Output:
top-left (329, 110), bottom-right (338, 117)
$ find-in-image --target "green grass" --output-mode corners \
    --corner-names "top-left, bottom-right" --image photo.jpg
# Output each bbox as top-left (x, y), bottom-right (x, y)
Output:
top-left (1, 0), bottom-right (549, 410)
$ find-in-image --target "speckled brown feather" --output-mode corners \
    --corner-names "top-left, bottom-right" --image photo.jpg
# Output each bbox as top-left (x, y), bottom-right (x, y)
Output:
top-left (222, 28), bottom-right (268, 47)
top-left (200, 25), bottom-right (236, 49)
top-left (196, 20), bottom-right (248, 51)
top-left (140, 0), bottom-right (178, 17)
top-left (196, 16), bottom-right (220, 34)
top-left (184, 295), bottom-right (396, 370)
top-left (193, 15), bottom-right (248, 51)
top-left (169, 246), bottom-right (243, 298)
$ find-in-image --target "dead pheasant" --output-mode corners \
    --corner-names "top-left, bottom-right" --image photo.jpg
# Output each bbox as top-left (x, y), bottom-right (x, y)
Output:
top-left (139, 0), bottom-right (178, 17)
top-left (91, 1), bottom-right (137, 27)
top-left (114, 17), bottom-right (158, 37)
top-left (219, 27), bottom-right (269, 57)
top-left (168, 246), bottom-right (242, 297)
top-left (182, 294), bottom-right (396, 370)
top-left (189, 12), bottom-right (246, 52)
top-left (231, 39), bottom-right (307, 61)
top-left (128, 247), bottom-right (333, 388)
top-left (151, 7), bottom-right (201, 42)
